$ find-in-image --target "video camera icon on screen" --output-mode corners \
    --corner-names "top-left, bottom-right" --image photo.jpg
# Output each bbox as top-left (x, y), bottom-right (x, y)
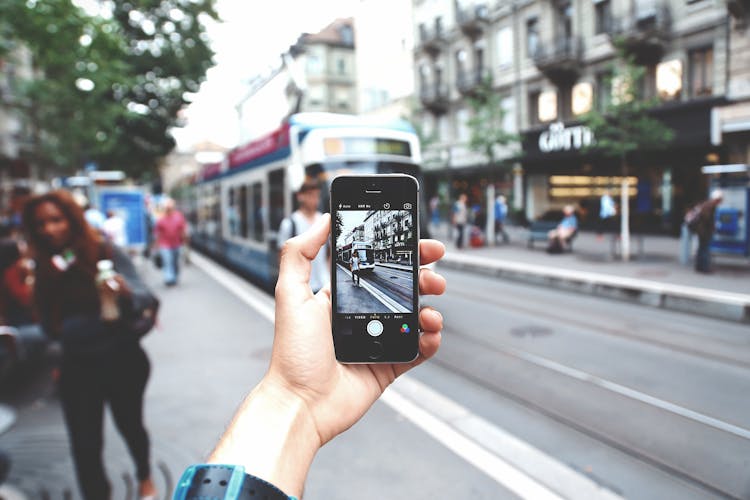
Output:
top-left (403, 203), bottom-right (412, 209)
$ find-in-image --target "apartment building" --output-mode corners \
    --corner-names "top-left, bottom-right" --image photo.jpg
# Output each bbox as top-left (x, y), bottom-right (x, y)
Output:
top-left (413, 0), bottom-right (738, 233)
top-left (236, 18), bottom-right (357, 144)
top-left (0, 45), bottom-right (35, 211)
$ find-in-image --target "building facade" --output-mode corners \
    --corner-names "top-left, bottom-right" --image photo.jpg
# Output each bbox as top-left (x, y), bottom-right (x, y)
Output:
top-left (235, 18), bottom-right (357, 146)
top-left (413, 0), bottom-right (740, 234)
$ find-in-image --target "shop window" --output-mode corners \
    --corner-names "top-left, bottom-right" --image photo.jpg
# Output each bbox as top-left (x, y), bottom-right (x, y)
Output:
top-left (227, 187), bottom-right (239, 237)
top-left (526, 18), bottom-right (539, 58)
top-left (689, 47), bottom-right (713, 97)
top-left (594, 0), bottom-right (612, 34)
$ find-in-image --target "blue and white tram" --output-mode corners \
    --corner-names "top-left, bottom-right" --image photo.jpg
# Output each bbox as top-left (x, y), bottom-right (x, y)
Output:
top-left (337, 241), bottom-right (376, 272)
top-left (179, 112), bottom-right (423, 290)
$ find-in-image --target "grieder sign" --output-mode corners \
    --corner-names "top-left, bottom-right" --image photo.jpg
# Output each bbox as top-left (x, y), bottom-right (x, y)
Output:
top-left (539, 122), bottom-right (595, 153)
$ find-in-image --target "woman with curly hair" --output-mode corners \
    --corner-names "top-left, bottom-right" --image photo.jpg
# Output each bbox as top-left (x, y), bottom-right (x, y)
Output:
top-left (22, 190), bottom-right (156, 500)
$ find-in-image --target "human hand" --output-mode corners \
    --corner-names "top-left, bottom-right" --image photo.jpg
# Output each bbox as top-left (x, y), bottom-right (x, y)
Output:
top-left (268, 213), bottom-right (446, 445)
top-left (208, 213), bottom-right (445, 496)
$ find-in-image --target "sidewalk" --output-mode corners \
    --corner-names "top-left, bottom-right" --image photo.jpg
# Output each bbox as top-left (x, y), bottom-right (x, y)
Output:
top-left (434, 224), bottom-right (750, 323)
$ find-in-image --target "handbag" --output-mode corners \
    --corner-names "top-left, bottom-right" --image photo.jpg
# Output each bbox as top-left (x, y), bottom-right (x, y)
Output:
top-left (109, 245), bottom-right (160, 337)
top-left (153, 251), bottom-right (163, 269)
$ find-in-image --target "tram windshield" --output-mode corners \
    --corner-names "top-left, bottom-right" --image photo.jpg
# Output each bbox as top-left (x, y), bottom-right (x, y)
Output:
top-left (357, 248), bottom-right (374, 264)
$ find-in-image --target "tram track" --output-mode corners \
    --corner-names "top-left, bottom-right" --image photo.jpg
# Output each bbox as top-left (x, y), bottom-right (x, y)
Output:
top-left (441, 275), bottom-right (750, 371)
top-left (431, 328), bottom-right (746, 499)
top-left (365, 265), bottom-right (413, 306)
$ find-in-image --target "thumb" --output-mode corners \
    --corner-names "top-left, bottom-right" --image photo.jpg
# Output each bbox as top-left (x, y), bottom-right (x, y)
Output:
top-left (276, 213), bottom-right (330, 293)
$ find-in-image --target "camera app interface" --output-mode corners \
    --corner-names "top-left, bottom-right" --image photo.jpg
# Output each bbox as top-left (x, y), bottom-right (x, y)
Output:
top-left (334, 206), bottom-right (416, 316)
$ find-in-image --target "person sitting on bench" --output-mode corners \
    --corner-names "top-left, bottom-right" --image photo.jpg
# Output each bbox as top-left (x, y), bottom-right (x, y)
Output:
top-left (547, 205), bottom-right (578, 254)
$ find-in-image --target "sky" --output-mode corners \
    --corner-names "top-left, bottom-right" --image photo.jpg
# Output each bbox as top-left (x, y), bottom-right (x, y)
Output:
top-left (171, 0), bottom-right (358, 151)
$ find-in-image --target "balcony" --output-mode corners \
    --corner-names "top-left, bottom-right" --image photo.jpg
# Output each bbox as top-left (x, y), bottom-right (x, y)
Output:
top-left (727, 0), bottom-right (749, 20)
top-left (456, 68), bottom-right (489, 97)
top-left (533, 36), bottom-right (582, 84)
top-left (418, 23), bottom-right (448, 57)
top-left (610, 2), bottom-right (671, 65)
top-left (456, 3), bottom-right (490, 39)
top-left (419, 83), bottom-right (450, 115)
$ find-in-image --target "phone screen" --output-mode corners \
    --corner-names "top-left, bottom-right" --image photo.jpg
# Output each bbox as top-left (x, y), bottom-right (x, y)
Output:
top-left (330, 175), bottom-right (420, 363)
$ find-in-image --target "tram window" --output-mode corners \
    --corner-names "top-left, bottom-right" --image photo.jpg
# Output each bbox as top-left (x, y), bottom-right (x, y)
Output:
top-left (238, 185), bottom-right (249, 238)
top-left (227, 187), bottom-right (239, 237)
top-left (252, 182), bottom-right (264, 242)
top-left (268, 168), bottom-right (285, 231)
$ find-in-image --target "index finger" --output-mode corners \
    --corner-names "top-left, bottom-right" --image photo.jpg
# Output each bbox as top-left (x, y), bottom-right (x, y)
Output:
top-left (419, 239), bottom-right (445, 266)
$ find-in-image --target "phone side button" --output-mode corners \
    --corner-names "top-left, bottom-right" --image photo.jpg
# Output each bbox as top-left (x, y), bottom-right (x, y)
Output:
top-left (369, 341), bottom-right (384, 360)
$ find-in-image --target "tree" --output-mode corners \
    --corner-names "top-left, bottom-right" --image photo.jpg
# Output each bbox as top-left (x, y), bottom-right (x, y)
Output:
top-left (0, 0), bottom-right (217, 178)
top-left (466, 76), bottom-right (518, 174)
top-left (581, 44), bottom-right (674, 261)
top-left (335, 211), bottom-right (344, 246)
top-left (465, 76), bottom-right (519, 243)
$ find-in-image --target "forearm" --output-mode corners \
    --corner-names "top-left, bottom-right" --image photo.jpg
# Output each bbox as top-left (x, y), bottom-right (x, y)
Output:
top-left (208, 378), bottom-right (320, 498)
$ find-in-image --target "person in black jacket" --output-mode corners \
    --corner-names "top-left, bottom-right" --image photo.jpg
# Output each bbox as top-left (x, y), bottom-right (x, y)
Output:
top-left (22, 190), bottom-right (157, 500)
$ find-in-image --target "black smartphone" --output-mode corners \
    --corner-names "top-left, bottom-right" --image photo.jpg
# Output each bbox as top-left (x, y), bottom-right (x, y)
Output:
top-left (330, 174), bottom-right (420, 363)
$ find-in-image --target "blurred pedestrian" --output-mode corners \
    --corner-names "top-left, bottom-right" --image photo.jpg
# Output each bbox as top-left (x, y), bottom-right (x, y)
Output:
top-left (547, 205), bottom-right (578, 254)
top-left (21, 190), bottom-right (156, 500)
top-left (173, 215), bottom-right (446, 500)
top-left (452, 193), bottom-right (468, 249)
top-left (597, 190), bottom-right (617, 239)
top-left (429, 195), bottom-right (440, 231)
top-left (103, 209), bottom-right (127, 247)
top-left (278, 178), bottom-right (329, 293)
top-left (0, 232), bottom-right (34, 326)
top-left (686, 189), bottom-right (723, 273)
top-left (154, 198), bottom-right (186, 286)
top-left (494, 195), bottom-right (510, 244)
top-left (349, 252), bottom-right (361, 287)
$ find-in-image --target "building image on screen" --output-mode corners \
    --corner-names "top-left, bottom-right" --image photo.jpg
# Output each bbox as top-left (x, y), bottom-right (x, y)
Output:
top-left (335, 209), bottom-right (415, 314)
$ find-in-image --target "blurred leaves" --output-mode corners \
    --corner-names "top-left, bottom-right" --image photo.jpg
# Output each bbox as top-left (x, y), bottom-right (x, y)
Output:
top-left (581, 42), bottom-right (674, 163)
top-left (466, 75), bottom-right (519, 170)
top-left (0, 0), bottom-right (217, 178)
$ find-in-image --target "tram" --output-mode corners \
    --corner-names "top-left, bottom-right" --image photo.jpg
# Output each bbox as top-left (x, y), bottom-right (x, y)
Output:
top-left (337, 241), bottom-right (376, 272)
top-left (177, 112), bottom-right (424, 289)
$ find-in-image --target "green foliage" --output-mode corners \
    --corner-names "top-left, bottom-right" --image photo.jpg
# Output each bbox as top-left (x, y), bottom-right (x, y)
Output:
top-left (581, 45), bottom-right (674, 162)
top-left (466, 75), bottom-right (518, 169)
top-left (334, 211), bottom-right (344, 245)
top-left (0, 0), bottom-right (217, 178)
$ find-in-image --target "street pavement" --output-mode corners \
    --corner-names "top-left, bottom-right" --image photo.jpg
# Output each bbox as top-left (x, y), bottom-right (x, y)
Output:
top-left (0, 241), bottom-right (747, 499)
top-left (434, 223), bottom-right (750, 322)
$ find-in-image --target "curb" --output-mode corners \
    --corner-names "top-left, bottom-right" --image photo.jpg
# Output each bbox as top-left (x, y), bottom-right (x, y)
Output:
top-left (439, 252), bottom-right (750, 324)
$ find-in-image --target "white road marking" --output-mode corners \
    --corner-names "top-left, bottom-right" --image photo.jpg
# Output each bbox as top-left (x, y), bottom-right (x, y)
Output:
top-left (192, 252), bottom-right (623, 499)
top-left (336, 264), bottom-right (409, 313)
top-left (495, 343), bottom-right (750, 441)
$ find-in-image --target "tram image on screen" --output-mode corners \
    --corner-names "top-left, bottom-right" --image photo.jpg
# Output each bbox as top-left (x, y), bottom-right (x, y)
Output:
top-left (335, 209), bottom-right (416, 314)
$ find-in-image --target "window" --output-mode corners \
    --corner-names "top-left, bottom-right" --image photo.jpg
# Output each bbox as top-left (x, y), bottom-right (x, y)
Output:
top-left (339, 25), bottom-right (353, 46)
top-left (268, 169), bottom-right (285, 232)
top-left (227, 187), bottom-right (239, 237)
top-left (594, 0), bottom-right (612, 34)
top-left (306, 54), bottom-right (322, 75)
top-left (238, 185), bottom-right (248, 238)
top-left (557, 3), bottom-right (573, 39)
top-left (501, 96), bottom-right (516, 132)
top-left (529, 90), bottom-right (541, 126)
top-left (455, 49), bottom-right (467, 81)
top-left (456, 108), bottom-right (470, 142)
top-left (496, 27), bottom-right (513, 68)
top-left (337, 58), bottom-right (347, 75)
top-left (689, 47), bottom-right (713, 97)
top-left (526, 18), bottom-right (539, 58)
top-left (251, 182), bottom-right (264, 242)
top-left (595, 71), bottom-right (612, 111)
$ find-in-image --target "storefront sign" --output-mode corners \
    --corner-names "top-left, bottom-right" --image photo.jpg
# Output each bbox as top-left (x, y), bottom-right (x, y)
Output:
top-left (538, 122), bottom-right (595, 153)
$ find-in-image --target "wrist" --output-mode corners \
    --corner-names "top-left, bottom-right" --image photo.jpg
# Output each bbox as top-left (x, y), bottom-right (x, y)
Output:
top-left (208, 377), bottom-right (320, 497)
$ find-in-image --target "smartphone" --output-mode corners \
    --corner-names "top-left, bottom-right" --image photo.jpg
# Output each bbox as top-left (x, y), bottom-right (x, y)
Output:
top-left (330, 174), bottom-right (420, 363)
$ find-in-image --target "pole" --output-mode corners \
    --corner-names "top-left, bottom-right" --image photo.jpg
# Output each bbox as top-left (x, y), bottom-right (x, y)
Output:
top-left (620, 156), bottom-right (630, 261)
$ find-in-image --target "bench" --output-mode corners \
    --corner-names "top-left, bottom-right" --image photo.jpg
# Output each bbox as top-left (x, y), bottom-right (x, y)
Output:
top-left (527, 221), bottom-right (577, 251)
